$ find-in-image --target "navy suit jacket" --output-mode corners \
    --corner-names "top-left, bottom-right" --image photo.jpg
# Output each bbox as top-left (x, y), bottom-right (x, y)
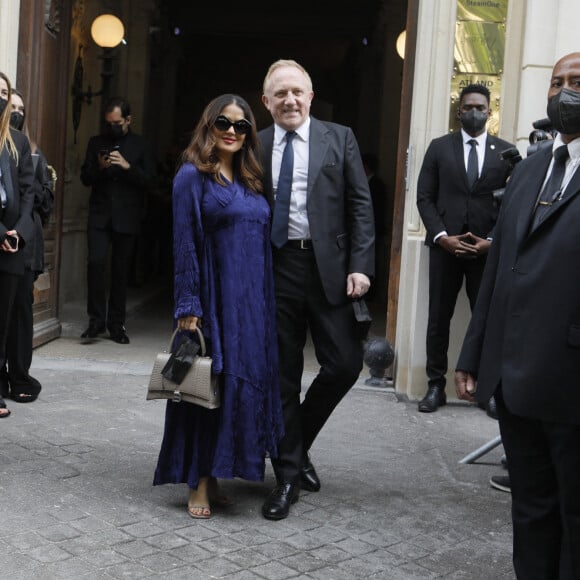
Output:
top-left (457, 143), bottom-right (580, 425)
top-left (259, 117), bottom-right (375, 306)
top-left (417, 131), bottom-right (514, 245)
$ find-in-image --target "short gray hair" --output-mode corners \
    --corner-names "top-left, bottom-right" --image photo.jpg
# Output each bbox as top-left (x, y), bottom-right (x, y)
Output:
top-left (262, 59), bottom-right (313, 94)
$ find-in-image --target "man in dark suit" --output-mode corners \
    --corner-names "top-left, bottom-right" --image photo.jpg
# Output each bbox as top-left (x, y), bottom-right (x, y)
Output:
top-left (80, 97), bottom-right (153, 344)
top-left (259, 60), bottom-right (375, 520)
top-left (416, 84), bottom-right (514, 412)
top-left (456, 52), bottom-right (580, 580)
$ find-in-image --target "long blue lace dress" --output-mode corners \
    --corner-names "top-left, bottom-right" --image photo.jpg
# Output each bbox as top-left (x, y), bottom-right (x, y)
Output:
top-left (153, 164), bottom-right (284, 488)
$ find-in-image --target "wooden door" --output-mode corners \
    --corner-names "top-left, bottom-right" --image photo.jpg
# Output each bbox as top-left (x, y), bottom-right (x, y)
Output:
top-left (16, 0), bottom-right (72, 346)
top-left (386, 0), bottom-right (418, 349)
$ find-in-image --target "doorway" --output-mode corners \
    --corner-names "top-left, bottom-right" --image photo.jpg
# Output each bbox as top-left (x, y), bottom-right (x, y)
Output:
top-left (146, 0), bottom-right (409, 336)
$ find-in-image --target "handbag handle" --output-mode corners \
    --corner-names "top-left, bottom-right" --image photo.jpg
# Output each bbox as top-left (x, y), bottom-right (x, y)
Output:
top-left (169, 327), bottom-right (207, 356)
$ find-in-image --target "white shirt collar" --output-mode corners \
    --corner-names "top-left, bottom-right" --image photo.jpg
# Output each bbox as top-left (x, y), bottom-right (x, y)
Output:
top-left (274, 117), bottom-right (311, 145)
top-left (553, 134), bottom-right (580, 161)
top-left (461, 128), bottom-right (487, 148)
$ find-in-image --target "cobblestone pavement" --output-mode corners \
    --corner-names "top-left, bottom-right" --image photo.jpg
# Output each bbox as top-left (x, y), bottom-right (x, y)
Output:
top-left (0, 293), bottom-right (514, 579)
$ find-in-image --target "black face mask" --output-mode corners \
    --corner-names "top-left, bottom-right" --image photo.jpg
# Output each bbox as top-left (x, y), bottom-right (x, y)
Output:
top-left (460, 110), bottom-right (488, 135)
top-left (0, 97), bottom-right (7, 116)
top-left (9, 111), bottom-right (24, 131)
top-left (547, 88), bottom-right (580, 135)
top-left (105, 123), bottom-right (125, 140)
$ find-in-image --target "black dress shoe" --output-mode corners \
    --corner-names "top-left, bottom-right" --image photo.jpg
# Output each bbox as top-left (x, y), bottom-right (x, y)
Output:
top-left (300, 455), bottom-right (321, 492)
top-left (81, 322), bottom-right (106, 339)
top-left (490, 474), bottom-right (511, 493)
top-left (262, 482), bottom-right (299, 520)
top-left (109, 327), bottom-right (130, 344)
top-left (418, 386), bottom-right (446, 413)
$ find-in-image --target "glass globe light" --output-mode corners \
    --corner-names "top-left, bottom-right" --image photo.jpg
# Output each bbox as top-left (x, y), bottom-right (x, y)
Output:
top-left (91, 14), bottom-right (124, 48)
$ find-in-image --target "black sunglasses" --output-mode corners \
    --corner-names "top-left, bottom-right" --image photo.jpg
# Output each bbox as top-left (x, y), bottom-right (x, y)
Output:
top-left (214, 115), bottom-right (251, 135)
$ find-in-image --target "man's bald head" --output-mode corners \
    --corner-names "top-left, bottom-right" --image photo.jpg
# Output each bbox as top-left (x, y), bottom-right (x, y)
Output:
top-left (547, 52), bottom-right (580, 141)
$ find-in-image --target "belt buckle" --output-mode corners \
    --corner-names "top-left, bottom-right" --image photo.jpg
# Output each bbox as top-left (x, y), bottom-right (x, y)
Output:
top-left (300, 239), bottom-right (311, 250)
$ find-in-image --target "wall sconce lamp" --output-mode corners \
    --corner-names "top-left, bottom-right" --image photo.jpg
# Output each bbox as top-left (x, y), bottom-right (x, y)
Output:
top-left (396, 30), bottom-right (406, 60)
top-left (71, 14), bottom-right (125, 142)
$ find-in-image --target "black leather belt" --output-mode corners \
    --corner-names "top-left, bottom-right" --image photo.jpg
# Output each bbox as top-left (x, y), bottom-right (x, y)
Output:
top-left (285, 239), bottom-right (313, 250)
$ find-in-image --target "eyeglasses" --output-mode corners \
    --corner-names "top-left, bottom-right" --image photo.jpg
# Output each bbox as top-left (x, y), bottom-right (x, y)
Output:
top-left (214, 115), bottom-right (251, 135)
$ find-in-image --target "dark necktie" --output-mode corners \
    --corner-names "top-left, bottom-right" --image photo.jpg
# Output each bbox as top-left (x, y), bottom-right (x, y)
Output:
top-left (466, 139), bottom-right (479, 189)
top-left (271, 131), bottom-right (296, 248)
top-left (532, 144), bottom-right (570, 228)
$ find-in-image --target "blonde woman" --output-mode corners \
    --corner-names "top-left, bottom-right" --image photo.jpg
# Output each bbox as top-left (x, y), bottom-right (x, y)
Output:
top-left (0, 72), bottom-right (34, 418)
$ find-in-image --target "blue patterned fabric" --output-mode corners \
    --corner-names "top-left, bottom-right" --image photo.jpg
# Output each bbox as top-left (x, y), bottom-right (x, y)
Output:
top-left (154, 164), bottom-right (284, 488)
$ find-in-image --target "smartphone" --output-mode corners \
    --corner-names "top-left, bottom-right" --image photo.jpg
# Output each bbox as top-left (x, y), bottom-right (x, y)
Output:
top-left (6, 235), bottom-right (18, 250)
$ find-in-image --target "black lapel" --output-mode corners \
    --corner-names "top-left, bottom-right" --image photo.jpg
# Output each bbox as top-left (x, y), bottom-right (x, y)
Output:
top-left (307, 117), bottom-right (329, 194)
top-left (0, 147), bottom-right (14, 206)
top-left (528, 157), bottom-right (580, 237)
top-left (451, 132), bottom-right (469, 189)
top-left (515, 149), bottom-right (551, 243)
top-left (480, 136), bottom-right (500, 177)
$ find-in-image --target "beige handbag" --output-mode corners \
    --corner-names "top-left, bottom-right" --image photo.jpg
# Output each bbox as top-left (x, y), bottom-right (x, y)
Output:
top-left (147, 328), bottom-right (220, 409)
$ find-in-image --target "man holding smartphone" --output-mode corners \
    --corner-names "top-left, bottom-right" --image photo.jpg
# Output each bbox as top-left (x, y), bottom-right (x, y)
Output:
top-left (80, 97), bottom-right (153, 344)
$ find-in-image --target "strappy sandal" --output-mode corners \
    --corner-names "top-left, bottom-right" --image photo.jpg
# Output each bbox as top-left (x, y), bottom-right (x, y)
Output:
top-left (11, 392), bottom-right (38, 403)
top-left (11, 376), bottom-right (41, 403)
top-left (187, 504), bottom-right (212, 519)
top-left (0, 398), bottom-right (11, 418)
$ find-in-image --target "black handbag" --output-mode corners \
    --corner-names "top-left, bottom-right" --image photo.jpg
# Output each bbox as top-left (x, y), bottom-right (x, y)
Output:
top-left (147, 328), bottom-right (220, 408)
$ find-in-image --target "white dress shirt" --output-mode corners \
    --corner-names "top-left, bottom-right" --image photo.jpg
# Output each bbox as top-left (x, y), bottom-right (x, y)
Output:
top-left (461, 128), bottom-right (487, 176)
top-left (272, 118), bottom-right (310, 240)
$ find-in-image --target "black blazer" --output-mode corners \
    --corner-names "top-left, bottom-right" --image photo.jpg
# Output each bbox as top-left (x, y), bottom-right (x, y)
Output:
top-left (417, 131), bottom-right (514, 245)
top-left (23, 147), bottom-right (54, 273)
top-left (259, 117), bottom-right (375, 305)
top-left (457, 144), bottom-right (580, 425)
top-left (0, 129), bottom-right (34, 274)
top-left (81, 130), bottom-right (154, 235)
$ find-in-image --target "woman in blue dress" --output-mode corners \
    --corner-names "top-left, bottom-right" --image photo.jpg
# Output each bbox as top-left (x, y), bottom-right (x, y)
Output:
top-left (154, 94), bottom-right (284, 519)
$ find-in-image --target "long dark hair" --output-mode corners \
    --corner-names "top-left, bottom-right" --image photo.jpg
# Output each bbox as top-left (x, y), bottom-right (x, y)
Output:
top-left (181, 94), bottom-right (263, 193)
top-left (0, 72), bottom-right (18, 161)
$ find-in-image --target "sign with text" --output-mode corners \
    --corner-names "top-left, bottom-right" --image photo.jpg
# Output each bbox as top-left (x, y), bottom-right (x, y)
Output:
top-left (455, 21), bottom-right (506, 74)
top-left (451, 0), bottom-right (508, 133)
top-left (449, 74), bottom-right (502, 135)
top-left (457, 0), bottom-right (509, 22)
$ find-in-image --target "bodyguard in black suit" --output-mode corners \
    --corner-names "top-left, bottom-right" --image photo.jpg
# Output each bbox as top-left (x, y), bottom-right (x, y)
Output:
top-left (259, 60), bottom-right (375, 520)
top-left (80, 97), bottom-right (153, 344)
top-left (456, 52), bottom-right (580, 580)
top-left (0, 72), bottom-right (34, 418)
top-left (416, 84), bottom-right (513, 412)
